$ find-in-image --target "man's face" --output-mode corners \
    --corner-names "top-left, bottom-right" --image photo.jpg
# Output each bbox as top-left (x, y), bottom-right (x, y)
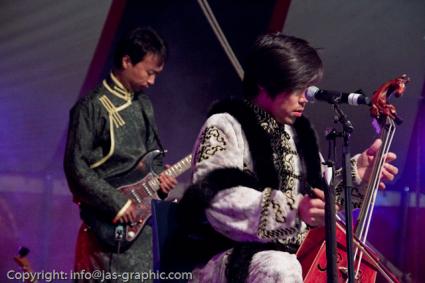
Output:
top-left (269, 89), bottom-right (308, 125)
top-left (122, 53), bottom-right (164, 92)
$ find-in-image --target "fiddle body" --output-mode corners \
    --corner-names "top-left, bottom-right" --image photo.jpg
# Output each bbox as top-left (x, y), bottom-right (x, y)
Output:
top-left (297, 224), bottom-right (378, 282)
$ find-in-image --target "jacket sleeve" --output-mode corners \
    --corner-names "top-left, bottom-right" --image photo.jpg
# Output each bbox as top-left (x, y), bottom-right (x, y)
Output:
top-left (63, 101), bottom-right (128, 219)
top-left (191, 113), bottom-right (306, 243)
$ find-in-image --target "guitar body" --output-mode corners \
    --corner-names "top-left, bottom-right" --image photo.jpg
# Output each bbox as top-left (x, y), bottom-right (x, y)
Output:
top-left (81, 150), bottom-right (192, 252)
top-left (116, 172), bottom-right (161, 242)
top-left (106, 150), bottom-right (163, 188)
top-left (297, 225), bottom-right (377, 282)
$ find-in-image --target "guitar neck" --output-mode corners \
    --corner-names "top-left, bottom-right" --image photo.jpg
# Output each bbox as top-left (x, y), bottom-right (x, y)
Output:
top-left (146, 154), bottom-right (192, 192)
top-left (163, 154), bottom-right (192, 178)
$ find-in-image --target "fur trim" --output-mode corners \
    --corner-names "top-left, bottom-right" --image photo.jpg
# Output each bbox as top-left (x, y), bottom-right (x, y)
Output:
top-left (179, 167), bottom-right (260, 225)
top-left (208, 98), bottom-right (324, 192)
top-left (177, 168), bottom-right (261, 267)
top-left (226, 242), bottom-right (298, 283)
top-left (208, 99), bottom-right (279, 189)
top-left (293, 116), bottom-right (327, 192)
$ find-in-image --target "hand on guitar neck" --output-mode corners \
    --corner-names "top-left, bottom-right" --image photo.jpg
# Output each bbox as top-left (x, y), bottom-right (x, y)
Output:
top-left (158, 164), bottom-right (178, 193)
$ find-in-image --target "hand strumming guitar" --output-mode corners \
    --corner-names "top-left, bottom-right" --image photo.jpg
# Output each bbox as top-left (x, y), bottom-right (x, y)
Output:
top-left (112, 164), bottom-right (177, 224)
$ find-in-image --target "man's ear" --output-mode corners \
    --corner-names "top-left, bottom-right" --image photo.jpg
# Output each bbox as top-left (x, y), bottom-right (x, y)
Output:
top-left (121, 55), bottom-right (132, 70)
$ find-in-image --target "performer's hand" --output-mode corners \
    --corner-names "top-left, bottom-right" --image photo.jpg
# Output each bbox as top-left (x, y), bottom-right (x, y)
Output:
top-left (113, 201), bottom-right (137, 224)
top-left (158, 165), bottom-right (177, 194)
top-left (356, 139), bottom-right (398, 189)
top-left (298, 188), bottom-right (325, 227)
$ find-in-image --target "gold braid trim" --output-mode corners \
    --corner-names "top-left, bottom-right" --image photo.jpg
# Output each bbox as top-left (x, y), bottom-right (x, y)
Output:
top-left (90, 71), bottom-right (135, 169)
top-left (89, 95), bottom-right (128, 169)
top-left (107, 72), bottom-right (133, 101)
top-left (99, 96), bottom-right (125, 127)
top-left (110, 73), bottom-right (127, 92)
top-left (102, 80), bottom-right (132, 111)
top-left (90, 114), bottom-right (116, 169)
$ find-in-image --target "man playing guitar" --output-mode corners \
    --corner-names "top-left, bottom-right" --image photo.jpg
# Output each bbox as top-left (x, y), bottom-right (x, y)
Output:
top-left (64, 27), bottom-right (177, 281)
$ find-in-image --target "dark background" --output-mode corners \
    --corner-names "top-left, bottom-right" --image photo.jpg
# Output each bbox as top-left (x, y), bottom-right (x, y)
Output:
top-left (0, 0), bottom-right (424, 281)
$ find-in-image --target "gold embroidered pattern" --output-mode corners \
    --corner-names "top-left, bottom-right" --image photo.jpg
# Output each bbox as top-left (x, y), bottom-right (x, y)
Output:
top-left (196, 126), bottom-right (227, 162)
top-left (285, 190), bottom-right (296, 210)
top-left (248, 101), bottom-right (306, 245)
top-left (248, 101), bottom-right (300, 208)
top-left (334, 158), bottom-right (364, 208)
top-left (271, 199), bottom-right (286, 223)
top-left (258, 188), bottom-right (299, 241)
top-left (277, 229), bottom-right (308, 246)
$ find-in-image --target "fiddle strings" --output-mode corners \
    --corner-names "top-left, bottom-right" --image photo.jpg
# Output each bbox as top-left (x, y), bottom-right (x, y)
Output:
top-left (357, 120), bottom-right (395, 240)
top-left (353, 117), bottom-right (396, 279)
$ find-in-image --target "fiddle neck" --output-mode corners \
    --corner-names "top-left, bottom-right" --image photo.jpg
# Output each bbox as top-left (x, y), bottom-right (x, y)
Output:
top-left (355, 116), bottom-right (396, 240)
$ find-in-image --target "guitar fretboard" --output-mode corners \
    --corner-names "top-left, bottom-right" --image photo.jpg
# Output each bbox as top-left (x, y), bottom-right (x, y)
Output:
top-left (147, 154), bottom-right (192, 190)
top-left (164, 154), bottom-right (193, 177)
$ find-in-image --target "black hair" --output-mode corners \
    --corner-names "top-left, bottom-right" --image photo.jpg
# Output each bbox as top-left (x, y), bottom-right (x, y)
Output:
top-left (113, 26), bottom-right (167, 69)
top-left (243, 33), bottom-right (323, 99)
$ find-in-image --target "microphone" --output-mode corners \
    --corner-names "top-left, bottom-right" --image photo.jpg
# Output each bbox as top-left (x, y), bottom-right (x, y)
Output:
top-left (306, 86), bottom-right (370, 106)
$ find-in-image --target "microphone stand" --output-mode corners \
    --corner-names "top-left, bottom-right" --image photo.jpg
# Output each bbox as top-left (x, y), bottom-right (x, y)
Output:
top-left (333, 103), bottom-right (355, 283)
top-left (324, 128), bottom-right (338, 283)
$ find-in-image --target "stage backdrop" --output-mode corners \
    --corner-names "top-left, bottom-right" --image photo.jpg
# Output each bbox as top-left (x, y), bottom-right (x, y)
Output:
top-left (0, 0), bottom-right (424, 281)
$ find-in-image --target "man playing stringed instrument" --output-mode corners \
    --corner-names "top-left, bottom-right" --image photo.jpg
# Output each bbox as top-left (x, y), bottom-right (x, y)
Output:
top-left (178, 33), bottom-right (399, 282)
top-left (64, 27), bottom-right (177, 281)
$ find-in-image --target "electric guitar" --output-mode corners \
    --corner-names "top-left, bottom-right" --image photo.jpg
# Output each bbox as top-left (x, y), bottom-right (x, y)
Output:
top-left (81, 150), bottom-right (192, 251)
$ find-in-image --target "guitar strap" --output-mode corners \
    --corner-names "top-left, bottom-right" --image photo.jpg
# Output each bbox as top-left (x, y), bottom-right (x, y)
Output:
top-left (139, 95), bottom-right (165, 154)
